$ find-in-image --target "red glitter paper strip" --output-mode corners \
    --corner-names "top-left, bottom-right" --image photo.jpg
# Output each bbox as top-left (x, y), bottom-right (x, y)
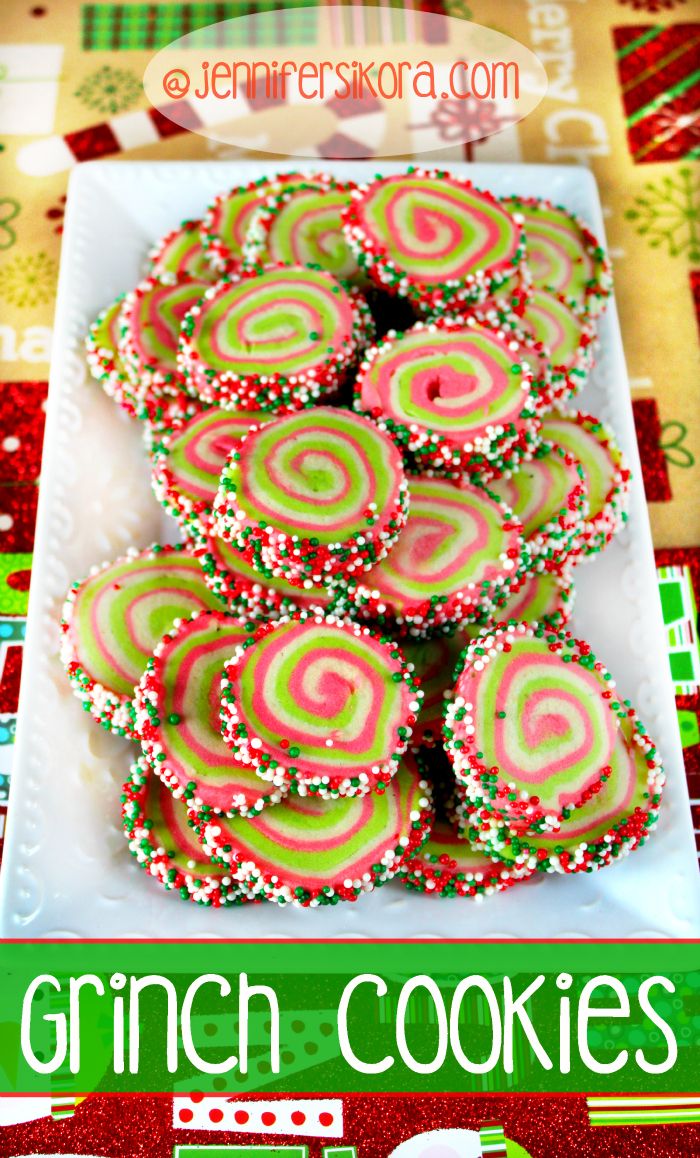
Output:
top-left (0, 641), bottom-right (22, 715)
top-left (0, 483), bottom-right (39, 554)
top-left (0, 380), bottom-right (48, 484)
top-left (632, 397), bottom-right (672, 501)
top-left (0, 1093), bottom-right (699, 1158)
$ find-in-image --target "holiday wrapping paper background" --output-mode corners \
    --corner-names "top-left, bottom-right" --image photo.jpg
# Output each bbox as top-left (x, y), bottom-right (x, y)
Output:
top-left (0, 1092), bottom-right (700, 1158)
top-left (0, 2), bottom-right (699, 1152)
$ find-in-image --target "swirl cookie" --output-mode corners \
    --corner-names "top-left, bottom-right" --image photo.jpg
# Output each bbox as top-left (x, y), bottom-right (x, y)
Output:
top-left (459, 706), bottom-right (664, 875)
top-left (212, 406), bottom-right (409, 587)
top-left (148, 219), bottom-right (217, 282)
top-left (493, 288), bottom-right (596, 405)
top-left (444, 622), bottom-right (662, 842)
top-left (488, 441), bottom-right (588, 568)
top-left (244, 174), bottom-right (365, 284)
top-left (60, 544), bottom-right (222, 736)
top-left (151, 407), bottom-right (272, 531)
top-left (337, 476), bottom-right (528, 636)
top-left (344, 168), bottom-right (526, 311)
top-left (119, 273), bottom-right (211, 394)
top-left (122, 756), bottom-right (257, 907)
top-left (353, 317), bottom-right (541, 477)
top-left (466, 570), bottom-right (575, 636)
top-left (178, 265), bottom-right (373, 411)
top-left (192, 752), bottom-right (434, 906)
top-left (86, 295), bottom-right (132, 405)
top-left (540, 410), bottom-right (631, 556)
top-left (219, 612), bottom-right (422, 798)
top-left (502, 195), bottom-right (612, 316)
top-left (201, 175), bottom-right (297, 272)
top-left (134, 609), bottom-right (286, 817)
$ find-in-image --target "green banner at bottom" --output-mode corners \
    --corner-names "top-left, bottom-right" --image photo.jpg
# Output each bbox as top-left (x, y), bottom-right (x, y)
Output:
top-left (0, 940), bottom-right (698, 1095)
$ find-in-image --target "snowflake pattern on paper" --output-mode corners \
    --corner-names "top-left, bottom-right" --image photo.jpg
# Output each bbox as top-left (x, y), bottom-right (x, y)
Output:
top-left (74, 65), bottom-right (141, 115)
top-left (0, 251), bottom-right (58, 308)
top-left (625, 168), bottom-right (700, 259)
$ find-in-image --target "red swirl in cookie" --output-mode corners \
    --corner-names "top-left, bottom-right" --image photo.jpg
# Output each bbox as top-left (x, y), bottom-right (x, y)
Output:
top-left (338, 476), bottom-right (528, 636)
top-left (191, 752), bottom-right (434, 906)
top-left (134, 609), bottom-right (287, 817)
top-left (219, 612), bottom-right (423, 798)
top-left (344, 169), bottom-right (526, 311)
top-left (444, 622), bottom-right (650, 835)
top-left (122, 756), bottom-right (257, 907)
top-left (212, 406), bottom-right (409, 587)
top-left (354, 317), bottom-right (542, 476)
top-left (178, 265), bottom-right (374, 412)
top-left (488, 441), bottom-right (588, 567)
top-left (60, 543), bottom-right (223, 736)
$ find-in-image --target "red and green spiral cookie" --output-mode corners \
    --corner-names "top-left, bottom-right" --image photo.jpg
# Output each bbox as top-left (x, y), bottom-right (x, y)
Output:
top-left (219, 612), bottom-right (423, 798)
top-left (466, 570), bottom-right (575, 636)
top-left (243, 174), bottom-right (367, 285)
top-left (212, 406), bottom-right (409, 587)
top-left (459, 704), bottom-right (664, 875)
top-left (343, 168), bottom-right (526, 312)
top-left (148, 218), bottom-right (217, 282)
top-left (540, 409), bottom-right (631, 557)
top-left (150, 407), bottom-right (272, 531)
top-left (444, 622), bottom-right (650, 836)
top-left (178, 265), bottom-right (373, 412)
top-left (353, 317), bottom-right (541, 477)
top-left (119, 272), bottom-right (210, 395)
top-left (501, 195), bottom-right (613, 317)
top-left (191, 526), bottom-right (334, 619)
top-left (402, 634), bottom-right (465, 750)
top-left (399, 817), bottom-right (534, 898)
top-left (122, 756), bottom-right (257, 907)
top-left (86, 295), bottom-right (132, 405)
top-left (201, 175), bottom-right (297, 273)
top-left (337, 476), bottom-right (528, 636)
top-left (494, 289), bottom-right (596, 406)
top-left (488, 441), bottom-right (588, 568)
top-left (134, 608), bottom-right (286, 817)
top-left (60, 543), bottom-right (223, 736)
top-left (191, 751), bottom-right (434, 906)
top-left (86, 299), bottom-right (209, 433)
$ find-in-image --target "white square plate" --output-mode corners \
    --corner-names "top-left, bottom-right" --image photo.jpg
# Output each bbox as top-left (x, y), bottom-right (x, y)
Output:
top-left (2, 160), bottom-right (699, 939)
